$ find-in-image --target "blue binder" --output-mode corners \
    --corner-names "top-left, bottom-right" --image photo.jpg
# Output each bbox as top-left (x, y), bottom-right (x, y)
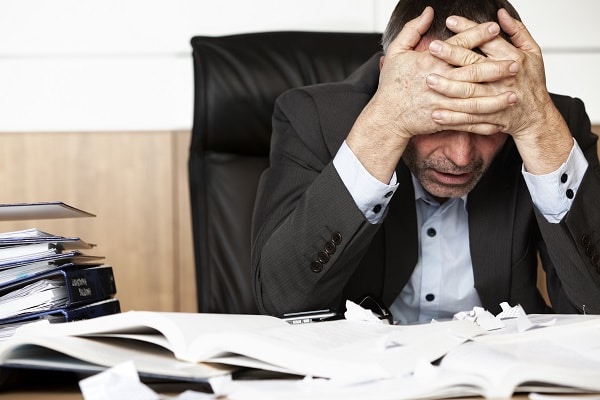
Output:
top-left (0, 265), bottom-right (117, 324)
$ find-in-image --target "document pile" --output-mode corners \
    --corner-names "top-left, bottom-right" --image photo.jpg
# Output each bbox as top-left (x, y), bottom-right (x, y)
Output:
top-left (0, 202), bottom-right (120, 338)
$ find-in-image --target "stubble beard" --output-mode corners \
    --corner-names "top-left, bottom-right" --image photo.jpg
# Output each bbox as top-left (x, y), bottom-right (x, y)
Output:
top-left (402, 142), bottom-right (487, 201)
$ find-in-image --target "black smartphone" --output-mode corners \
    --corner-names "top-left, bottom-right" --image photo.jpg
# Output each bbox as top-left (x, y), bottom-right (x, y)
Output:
top-left (281, 309), bottom-right (341, 324)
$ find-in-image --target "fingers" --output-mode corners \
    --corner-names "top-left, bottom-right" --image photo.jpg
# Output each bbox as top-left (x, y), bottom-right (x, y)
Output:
top-left (497, 8), bottom-right (540, 53)
top-left (435, 91), bottom-right (517, 115)
top-left (387, 6), bottom-right (434, 53)
top-left (443, 19), bottom-right (501, 55)
top-left (426, 66), bottom-right (517, 98)
top-left (429, 39), bottom-right (484, 67)
top-left (430, 91), bottom-right (517, 133)
top-left (429, 59), bottom-right (518, 88)
top-left (429, 19), bottom-right (514, 69)
top-left (444, 12), bottom-right (540, 59)
top-left (435, 122), bottom-right (504, 136)
top-left (430, 40), bottom-right (520, 81)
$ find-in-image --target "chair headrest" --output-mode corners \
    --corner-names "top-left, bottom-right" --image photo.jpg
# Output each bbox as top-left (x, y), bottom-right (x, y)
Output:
top-left (190, 31), bottom-right (381, 157)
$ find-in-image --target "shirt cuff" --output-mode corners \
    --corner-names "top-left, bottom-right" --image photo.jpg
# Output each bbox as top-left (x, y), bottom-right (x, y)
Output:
top-left (522, 139), bottom-right (588, 223)
top-left (333, 141), bottom-right (398, 224)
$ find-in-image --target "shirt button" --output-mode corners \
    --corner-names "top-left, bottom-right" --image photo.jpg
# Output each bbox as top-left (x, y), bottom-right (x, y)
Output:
top-left (566, 189), bottom-right (574, 199)
top-left (384, 191), bottom-right (394, 198)
top-left (373, 204), bottom-right (382, 213)
top-left (425, 293), bottom-right (435, 302)
top-left (561, 173), bottom-right (568, 183)
top-left (427, 228), bottom-right (436, 237)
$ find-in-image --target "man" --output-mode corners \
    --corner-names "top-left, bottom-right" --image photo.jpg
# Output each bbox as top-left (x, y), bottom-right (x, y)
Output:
top-left (251, 0), bottom-right (600, 323)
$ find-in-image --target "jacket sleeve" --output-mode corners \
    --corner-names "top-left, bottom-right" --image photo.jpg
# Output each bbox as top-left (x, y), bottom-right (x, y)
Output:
top-left (538, 95), bottom-right (600, 313)
top-left (250, 88), bottom-right (381, 316)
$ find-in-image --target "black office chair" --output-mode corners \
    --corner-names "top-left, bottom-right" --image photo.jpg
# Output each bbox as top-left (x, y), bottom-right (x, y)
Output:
top-left (189, 31), bottom-right (381, 314)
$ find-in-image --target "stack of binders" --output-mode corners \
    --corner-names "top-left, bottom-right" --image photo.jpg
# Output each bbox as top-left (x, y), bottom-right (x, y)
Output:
top-left (0, 202), bottom-right (120, 333)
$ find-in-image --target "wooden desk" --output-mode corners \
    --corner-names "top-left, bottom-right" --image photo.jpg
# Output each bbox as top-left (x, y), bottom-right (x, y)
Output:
top-left (0, 368), bottom-right (210, 399)
top-left (0, 371), bottom-right (597, 400)
top-left (2, 391), bottom-right (596, 400)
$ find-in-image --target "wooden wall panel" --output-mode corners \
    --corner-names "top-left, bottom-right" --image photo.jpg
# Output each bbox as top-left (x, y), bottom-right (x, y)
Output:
top-left (0, 127), bottom-right (597, 314)
top-left (174, 130), bottom-right (197, 312)
top-left (0, 131), bottom-right (195, 312)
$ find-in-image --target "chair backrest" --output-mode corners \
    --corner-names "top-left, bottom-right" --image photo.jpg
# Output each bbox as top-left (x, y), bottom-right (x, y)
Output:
top-left (189, 31), bottom-right (381, 314)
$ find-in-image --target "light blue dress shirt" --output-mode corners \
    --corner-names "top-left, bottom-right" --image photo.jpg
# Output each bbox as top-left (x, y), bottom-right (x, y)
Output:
top-left (332, 139), bottom-right (588, 323)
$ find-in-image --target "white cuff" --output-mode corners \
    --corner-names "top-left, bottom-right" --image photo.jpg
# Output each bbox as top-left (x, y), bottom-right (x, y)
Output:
top-left (522, 139), bottom-right (588, 223)
top-left (333, 141), bottom-right (399, 224)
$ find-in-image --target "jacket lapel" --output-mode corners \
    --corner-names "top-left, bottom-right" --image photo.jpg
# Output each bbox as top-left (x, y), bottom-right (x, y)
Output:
top-left (382, 163), bottom-right (418, 306)
top-left (467, 141), bottom-right (520, 311)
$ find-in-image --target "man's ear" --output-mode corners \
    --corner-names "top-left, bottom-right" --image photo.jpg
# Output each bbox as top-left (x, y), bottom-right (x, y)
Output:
top-left (379, 55), bottom-right (385, 71)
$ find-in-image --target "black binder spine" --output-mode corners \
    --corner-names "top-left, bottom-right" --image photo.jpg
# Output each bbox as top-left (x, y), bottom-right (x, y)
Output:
top-left (61, 265), bottom-right (116, 307)
top-left (52, 298), bottom-right (121, 322)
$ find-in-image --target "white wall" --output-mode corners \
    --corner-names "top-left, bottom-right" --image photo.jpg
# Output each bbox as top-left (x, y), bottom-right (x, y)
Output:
top-left (0, 0), bottom-right (598, 132)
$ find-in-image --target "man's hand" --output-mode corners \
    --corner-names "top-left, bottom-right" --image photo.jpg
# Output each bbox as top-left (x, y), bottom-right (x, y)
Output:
top-left (427, 9), bottom-right (574, 174)
top-left (346, 7), bottom-right (517, 183)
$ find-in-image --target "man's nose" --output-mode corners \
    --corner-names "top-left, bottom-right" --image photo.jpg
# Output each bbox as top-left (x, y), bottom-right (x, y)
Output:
top-left (443, 131), bottom-right (475, 167)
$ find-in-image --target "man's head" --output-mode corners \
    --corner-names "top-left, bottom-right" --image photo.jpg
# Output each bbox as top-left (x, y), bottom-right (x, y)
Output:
top-left (382, 0), bottom-right (521, 53)
top-left (382, 0), bottom-right (520, 202)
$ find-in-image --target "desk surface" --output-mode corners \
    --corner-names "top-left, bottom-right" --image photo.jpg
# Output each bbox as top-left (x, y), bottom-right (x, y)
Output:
top-left (1, 368), bottom-right (598, 399)
top-left (1, 384), bottom-right (598, 400)
top-left (0, 368), bottom-right (210, 399)
top-left (3, 392), bottom-right (597, 400)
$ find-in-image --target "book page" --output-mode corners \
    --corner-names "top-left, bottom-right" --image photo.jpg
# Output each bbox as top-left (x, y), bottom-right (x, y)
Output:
top-left (15, 310), bottom-right (288, 355)
top-left (0, 335), bottom-right (231, 381)
top-left (14, 311), bottom-right (482, 382)
top-left (188, 319), bottom-right (482, 382)
top-left (0, 279), bottom-right (67, 318)
top-left (440, 339), bottom-right (600, 398)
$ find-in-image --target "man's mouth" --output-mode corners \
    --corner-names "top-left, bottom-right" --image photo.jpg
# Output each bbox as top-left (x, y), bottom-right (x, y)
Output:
top-left (431, 170), bottom-right (472, 185)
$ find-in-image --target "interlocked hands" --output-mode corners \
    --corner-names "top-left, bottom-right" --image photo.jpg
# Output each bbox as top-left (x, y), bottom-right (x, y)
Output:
top-left (347, 6), bottom-right (573, 180)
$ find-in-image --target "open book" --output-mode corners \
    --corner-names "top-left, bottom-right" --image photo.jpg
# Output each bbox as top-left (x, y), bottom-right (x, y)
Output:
top-left (203, 315), bottom-right (600, 400)
top-left (1, 311), bottom-right (599, 398)
top-left (0, 310), bottom-right (480, 383)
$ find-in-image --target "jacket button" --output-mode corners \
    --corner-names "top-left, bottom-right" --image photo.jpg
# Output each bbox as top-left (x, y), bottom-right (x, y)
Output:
top-left (317, 251), bottom-right (330, 264)
top-left (581, 235), bottom-right (591, 247)
top-left (331, 232), bottom-right (342, 245)
top-left (310, 261), bottom-right (323, 273)
top-left (591, 254), bottom-right (600, 267)
top-left (324, 240), bottom-right (336, 255)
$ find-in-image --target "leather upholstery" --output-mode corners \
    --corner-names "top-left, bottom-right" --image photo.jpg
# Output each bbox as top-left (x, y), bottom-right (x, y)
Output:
top-left (189, 31), bottom-right (381, 313)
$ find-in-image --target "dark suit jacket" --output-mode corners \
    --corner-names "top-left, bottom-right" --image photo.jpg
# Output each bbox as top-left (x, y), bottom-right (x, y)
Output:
top-left (251, 54), bottom-right (600, 317)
